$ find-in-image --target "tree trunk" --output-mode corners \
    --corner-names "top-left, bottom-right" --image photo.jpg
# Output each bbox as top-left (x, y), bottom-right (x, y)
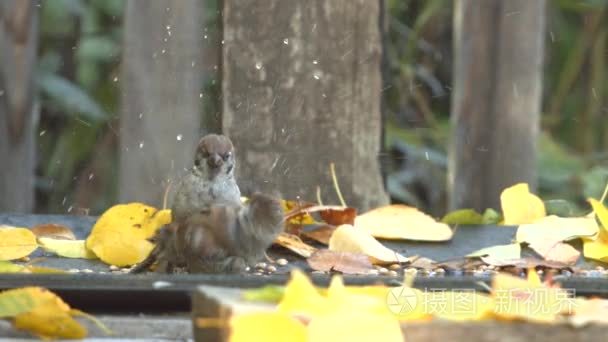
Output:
top-left (0, 1), bottom-right (38, 213)
top-left (222, 0), bottom-right (388, 212)
top-left (448, 0), bottom-right (546, 211)
top-left (120, 0), bottom-right (204, 206)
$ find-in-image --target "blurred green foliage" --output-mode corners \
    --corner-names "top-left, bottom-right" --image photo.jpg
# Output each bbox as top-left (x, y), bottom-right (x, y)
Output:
top-left (384, 0), bottom-right (608, 215)
top-left (35, 0), bottom-right (608, 215)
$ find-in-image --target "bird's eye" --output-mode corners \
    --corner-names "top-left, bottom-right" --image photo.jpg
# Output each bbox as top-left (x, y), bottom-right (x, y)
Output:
top-left (222, 152), bottom-right (232, 160)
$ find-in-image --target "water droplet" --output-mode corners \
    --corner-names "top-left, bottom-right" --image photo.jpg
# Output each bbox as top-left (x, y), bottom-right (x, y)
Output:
top-left (313, 60), bottom-right (318, 64)
top-left (161, 49), bottom-right (166, 54)
top-left (191, 61), bottom-right (196, 67)
top-left (166, 25), bottom-right (171, 31)
top-left (204, 35), bottom-right (208, 39)
top-left (283, 38), bottom-right (289, 45)
top-left (199, 93), bottom-right (203, 98)
top-left (255, 62), bottom-right (262, 70)
top-left (39, 130), bottom-right (46, 136)
top-left (313, 73), bottom-right (320, 80)
top-left (221, 40), bottom-right (225, 45)
top-left (138, 113), bottom-right (143, 119)
top-left (139, 141), bottom-right (144, 148)
top-left (88, 173), bottom-right (94, 180)
top-left (176, 134), bottom-right (183, 141)
top-left (113, 77), bottom-right (118, 82)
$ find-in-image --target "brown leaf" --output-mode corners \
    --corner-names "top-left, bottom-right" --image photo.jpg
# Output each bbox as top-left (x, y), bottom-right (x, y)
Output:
top-left (274, 232), bottom-right (317, 258)
top-left (528, 240), bottom-right (580, 265)
top-left (307, 250), bottom-right (374, 275)
top-left (31, 224), bottom-right (76, 240)
top-left (301, 225), bottom-right (336, 245)
top-left (408, 256), bottom-right (437, 270)
top-left (319, 207), bottom-right (357, 226)
top-left (284, 205), bottom-right (347, 222)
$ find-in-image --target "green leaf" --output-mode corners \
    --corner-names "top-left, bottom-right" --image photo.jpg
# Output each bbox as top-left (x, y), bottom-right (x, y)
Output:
top-left (37, 73), bottom-right (107, 121)
top-left (481, 208), bottom-right (502, 225)
top-left (441, 209), bottom-right (483, 225)
top-left (77, 36), bottom-right (120, 62)
top-left (242, 286), bottom-right (285, 303)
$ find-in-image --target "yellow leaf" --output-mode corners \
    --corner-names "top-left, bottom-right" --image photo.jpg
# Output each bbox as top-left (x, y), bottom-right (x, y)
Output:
top-left (385, 285), bottom-right (430, 321)
top-left (0, 287), bottom-right (70, 318)
top-left (423, 291), bottom-right (494, 321)
top-left (85, 203), bottom-right (171, 266)
top-left (0, 225), bottom-right (38, 261)
top-left (491, 271), bottom-right (569, 323)
top-left (14, 307), bottom-right (87, 340)
top-left (278, 270), bottom-right (330, 317)
top-left (467, 243), bottom-right (521, 260)
top-left (583, 199), bottom-right (608, 262)
top-left (355, 205), bottom-right (453, 241)
top-left (307, 310), bottom-right (403, 342)
top-left (281, 199), bottom-right (317, 225)
top-left (38, 237), bottom-right (98, 259)
top-left (500, 183), bottom-right (546, 225)
top-left (329, 224), bottom-right (408, 264)
top-left (0, 287), bottom-right (96, 339)
top-left (229, 312), bottom-right (307, 342)
top-left (0, 260), bottom-right (25, 273)
top-left (516, 216), bottom-right (598, 244)
top-left (569, 298), bottom-right (608, 327)
top-left (0, 261), bottom-right (65, 274)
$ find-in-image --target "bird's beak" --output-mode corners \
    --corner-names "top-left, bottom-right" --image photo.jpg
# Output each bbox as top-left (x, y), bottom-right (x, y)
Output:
top-left (207, 153), bottom-right (223, 169)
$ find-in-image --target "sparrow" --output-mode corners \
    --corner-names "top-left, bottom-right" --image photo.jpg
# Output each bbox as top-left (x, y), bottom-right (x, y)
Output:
top-left (131, 192), bottom-right (284, 274)
top-left (131, 134), bottom-right (242, 274)
top-left (171, 134), bottom-right (241, 222)
top-left (177, 192), bottom-right (285, 273)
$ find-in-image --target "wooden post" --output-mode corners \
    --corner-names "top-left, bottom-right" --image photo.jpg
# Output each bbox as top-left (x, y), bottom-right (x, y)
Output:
top-left (449, 0), bottom-right (546, 211)
top-left (119, 0), bottom-right (204, 206)
top-left (0, 1), bottom-right (39, 213)
top-left (222, 0), bottom-right (388, 212)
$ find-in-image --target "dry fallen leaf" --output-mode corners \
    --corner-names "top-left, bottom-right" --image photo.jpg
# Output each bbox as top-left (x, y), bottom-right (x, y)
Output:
top-left (491, 269), bottom-right (570, 323)
top-left (328, 224), bottom-right (408, 264)
top-left (0, 261), bottom-right (66, 274)
top-left (229, 312), bottom-right (307, 342)
top-left (516, 215), bottom-right (598, 244)
top-left (0, 287), bottom-right (109, 339)
top-left (527, 240), bottom-right (580, 265)
top-left (307, 250), bottom-right (375, 275)
top-left (274, 232), bottom-right (317, 258)
top-left (355, 204), bottom-right (453, 242)
top-left (319, 207), bottom-right (357, 226)
top-left (301, 225), bottom-right (336, 245)
top-left (500, 183), bottom-right (546, 225)
top-left (408, 256), bottom-right (437, 270)
top-left (38, 237), bottom-right (98, 259)
top-left (569, 298), bottom-right (608, 327)
top-left (30, 223), bottom-right (76, 240)
top-left (307, 309), bottom-right (403, 342)
top-left (467, 243), bottom-right (522, 261)
top-left (583, 199), bottom-right (608, 263)
top-left (85, 203), bottom-right (171, 266)
top-left (0, 225), bottom-right (38, 261)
